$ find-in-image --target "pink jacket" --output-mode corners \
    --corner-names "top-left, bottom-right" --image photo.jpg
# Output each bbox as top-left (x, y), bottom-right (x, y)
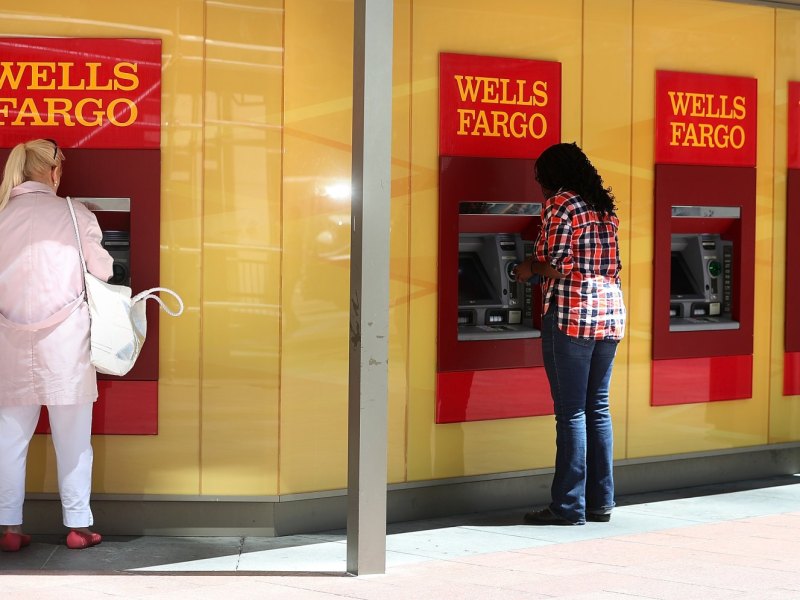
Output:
top-left (0, 181), bottom-right (114, 406)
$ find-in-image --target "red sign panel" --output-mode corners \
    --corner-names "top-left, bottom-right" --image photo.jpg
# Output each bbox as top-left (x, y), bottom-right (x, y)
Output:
top-left (789, 82), bottom-right (800, 169)
top-left (0, 38), bottom-right (161, 149)
top-left (655, 70), bottom-right (757, 167)
top-left (439, 53), bottom-right (561, 159)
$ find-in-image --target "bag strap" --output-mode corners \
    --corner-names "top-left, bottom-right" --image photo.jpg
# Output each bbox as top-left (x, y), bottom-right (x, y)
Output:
top-left (66, 197), bottom-right (89, 275)
top-left (0, 295), bottom-right (83, 331)
top-left (132, 287), bottom-right (185, 317)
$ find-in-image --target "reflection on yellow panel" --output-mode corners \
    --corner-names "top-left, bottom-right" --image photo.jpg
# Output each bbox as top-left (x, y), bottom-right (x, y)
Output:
top-left (408, 0), bottom-right (583, 482)
top-left (281, 0), bottom-right (355, 494)
top-left (388, 0), bottom-right (413, 484)
top-left (202, 0), bottom-right (283, 495)
top-left (771, 10), bottom-right (800, 442)
top-left (628, 0), bottom-right (774, 457)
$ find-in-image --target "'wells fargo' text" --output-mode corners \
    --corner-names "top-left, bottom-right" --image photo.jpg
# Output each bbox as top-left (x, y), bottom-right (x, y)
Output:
top-left (0, 61), bottom-right (141, 127)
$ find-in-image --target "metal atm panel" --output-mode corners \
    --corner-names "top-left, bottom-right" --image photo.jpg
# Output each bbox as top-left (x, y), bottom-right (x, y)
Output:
top-left (669, 231), bottom-right (737, 331)
top-left (457, 224), bottom-right (539, 341)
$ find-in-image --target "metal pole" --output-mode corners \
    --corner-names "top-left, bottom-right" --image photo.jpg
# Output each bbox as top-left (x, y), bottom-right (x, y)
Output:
top-left (346, 0), bottom-right (393, 577)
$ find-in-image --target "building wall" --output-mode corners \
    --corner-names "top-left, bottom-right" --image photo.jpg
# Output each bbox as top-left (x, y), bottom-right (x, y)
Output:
top-left (1, 0), bottom-right (798, 501)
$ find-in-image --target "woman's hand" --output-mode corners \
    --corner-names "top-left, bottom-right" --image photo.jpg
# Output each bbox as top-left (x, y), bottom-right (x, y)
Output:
top-left (514, 259), bottom-right (566, 282)
top-left (513, 260), bottom-right (534, 283)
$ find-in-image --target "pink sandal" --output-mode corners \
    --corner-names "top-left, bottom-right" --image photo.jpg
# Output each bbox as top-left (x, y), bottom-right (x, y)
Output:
top-left (66, 530), bottom-right (102, 549)
top-left (0, 532), bottom-right (32, 552)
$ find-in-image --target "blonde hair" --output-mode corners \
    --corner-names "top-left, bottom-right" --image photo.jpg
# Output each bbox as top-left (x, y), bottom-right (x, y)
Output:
top-left (0, 139), bottom-right (62, 213)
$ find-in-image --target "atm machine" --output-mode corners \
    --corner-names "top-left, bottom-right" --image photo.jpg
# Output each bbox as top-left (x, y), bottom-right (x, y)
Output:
top-left (651, 165), bottom-right (755, 406)
top-left (436, 156), bottom-right (550, 423)
top-left (457, 217), bottom-right (538, 341)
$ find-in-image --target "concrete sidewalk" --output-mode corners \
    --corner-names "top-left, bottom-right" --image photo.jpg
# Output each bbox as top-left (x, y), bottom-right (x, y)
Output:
top-left (2, 475), bottom-right (800, 599)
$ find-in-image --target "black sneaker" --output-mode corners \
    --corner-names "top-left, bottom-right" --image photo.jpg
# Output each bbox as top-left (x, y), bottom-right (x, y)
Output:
top-left (586, 512), bottom-right (612, 522)
top-left (523, 507), bottom-right (582, 526)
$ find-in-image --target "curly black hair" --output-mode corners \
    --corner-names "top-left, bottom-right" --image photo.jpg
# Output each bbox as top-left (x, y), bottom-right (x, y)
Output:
top-left (534, 142), bottom-right (617, 217)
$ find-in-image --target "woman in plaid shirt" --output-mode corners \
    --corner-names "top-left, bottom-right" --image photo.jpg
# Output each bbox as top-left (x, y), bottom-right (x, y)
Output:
top-left (514, 142), bottom-right (626, 526)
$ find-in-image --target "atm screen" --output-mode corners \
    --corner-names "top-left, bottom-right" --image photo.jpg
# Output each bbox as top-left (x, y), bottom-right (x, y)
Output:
top-left (670, 250), bottom-right (702, 298)
top-left (458, 252), bottom-right (498, 304)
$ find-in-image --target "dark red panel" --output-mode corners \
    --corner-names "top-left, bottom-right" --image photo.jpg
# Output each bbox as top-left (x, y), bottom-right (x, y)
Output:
top-left (784, 352), bottom-right (800, 396)
top-left (438, 156), bottom-right (544, 373)
top-left (35, 380), bottom-right (158, 435)
top-left (786, 170), bottom-right (800, 352)
top-left (651, 355), bottom-right (753, 406)
top-left (652, 164), bottom-right (755, 360)
top-left (436, 367), bottom-right (552, 423)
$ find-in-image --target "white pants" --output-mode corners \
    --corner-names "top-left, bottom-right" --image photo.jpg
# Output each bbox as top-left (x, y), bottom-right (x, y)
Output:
top-left (0, 403), bottom-right (94, 528)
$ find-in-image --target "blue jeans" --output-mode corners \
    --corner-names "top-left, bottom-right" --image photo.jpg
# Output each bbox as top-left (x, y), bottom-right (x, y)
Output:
top-left (541, 306), bottom-right (618, 524)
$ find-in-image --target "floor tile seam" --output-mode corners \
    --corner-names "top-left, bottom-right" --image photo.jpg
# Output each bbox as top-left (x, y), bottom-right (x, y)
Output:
top-left (455, 522), bottom-right (714, 546)
top-left (584, 539), bottom-right (800, 573)
top-left (186, 578), bottom-right (359, 598)
top-left (381, 559), bottom-right (586, 593)
top-left (636, 518), bottom-right (800, 539)
top-left (615, 507), bottom-right (745, 521)
top-left (397, 555), bottom-right (760, 595)
top-left (571, 566), bottom-right (775, 595)
top-left (618, 512), bottom-right (796, 530)
top-left (493, 533), bottom-right (800, 568)
top-left (234, 536), bottom-right (245, 571)
top-left (455, 523), bottom-right (589, 542)
top-left (38, 544), bottom-right (60, 570)
top-left (383, 546), bottom-right (506, 563)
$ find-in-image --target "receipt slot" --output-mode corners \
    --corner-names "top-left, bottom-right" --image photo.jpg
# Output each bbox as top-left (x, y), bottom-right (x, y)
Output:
top-left (651, 165), bottom-right (755, 406)
top-left (437, 156), bottom-right (551, 423)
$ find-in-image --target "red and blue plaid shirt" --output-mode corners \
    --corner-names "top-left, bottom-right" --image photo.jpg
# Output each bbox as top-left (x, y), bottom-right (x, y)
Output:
top-left (534, 189), bottom-right (626, 340)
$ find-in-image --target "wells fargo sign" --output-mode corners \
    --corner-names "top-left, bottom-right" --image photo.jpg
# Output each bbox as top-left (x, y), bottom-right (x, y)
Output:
top-left (439, 53), bottom-right (561, 159)
top-left (0, 38), bottom-right (161, 149)
top-left (655, 70), bottom-right (757, 167)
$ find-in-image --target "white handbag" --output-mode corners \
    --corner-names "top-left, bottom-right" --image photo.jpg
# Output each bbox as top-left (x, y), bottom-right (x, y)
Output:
top-left (67, 198), bottom-right (184, 376)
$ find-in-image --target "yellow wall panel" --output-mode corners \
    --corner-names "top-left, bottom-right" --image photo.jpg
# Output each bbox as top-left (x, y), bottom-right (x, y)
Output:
top-left (388, 0), bottom-right (413, 484)
top-left (280, 0), bottom-right (354, 494)
top-left (627, 0), bottom-right (774, 457)
top-left (771, 9), bottom-right (800, 442)
top-left (201, 0), bottom-right (283, 495)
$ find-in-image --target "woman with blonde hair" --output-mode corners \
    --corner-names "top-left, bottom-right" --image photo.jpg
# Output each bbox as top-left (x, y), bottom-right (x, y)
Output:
top-left (0, 139), bottom-right (113, 551)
